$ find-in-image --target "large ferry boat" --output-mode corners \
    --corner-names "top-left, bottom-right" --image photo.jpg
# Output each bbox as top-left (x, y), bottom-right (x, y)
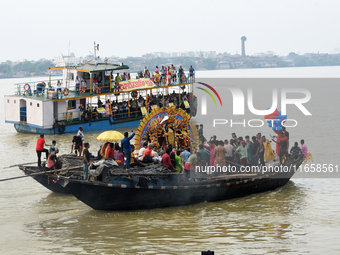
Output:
top-left (5, 62), bottom-right (196, 134)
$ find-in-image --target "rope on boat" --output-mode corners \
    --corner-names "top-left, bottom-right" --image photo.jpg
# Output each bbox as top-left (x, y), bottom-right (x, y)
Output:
top-left (0, 166), bottom-right (82, 182)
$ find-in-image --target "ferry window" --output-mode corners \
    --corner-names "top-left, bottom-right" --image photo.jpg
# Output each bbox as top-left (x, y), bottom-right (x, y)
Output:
top-left (7, 99), bottom-right (9, 103)
top-left (30, 102), bottom-right (32, 106)
top-left (14, 100), bottom-right (16, 104)
top-left (68, 73), bottom-right (74, 80)
top-left (37, 103), bottom-right (39, 107)
top-left (68, 100), bottom-right (76, 109)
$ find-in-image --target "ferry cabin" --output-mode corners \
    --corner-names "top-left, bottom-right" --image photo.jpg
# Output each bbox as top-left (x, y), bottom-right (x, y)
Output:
top-left (4, 63), bottom-right (196, 134)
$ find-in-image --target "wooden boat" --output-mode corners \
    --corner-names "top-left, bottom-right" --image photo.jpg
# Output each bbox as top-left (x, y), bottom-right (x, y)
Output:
top-left (56, 155), bottom-right (305, 210)
top-left (19, 155), bottom-right (83, 194)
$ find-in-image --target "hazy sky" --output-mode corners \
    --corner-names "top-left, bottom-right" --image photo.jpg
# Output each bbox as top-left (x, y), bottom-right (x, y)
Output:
top-left (1, 0), bottom-right (340, 63)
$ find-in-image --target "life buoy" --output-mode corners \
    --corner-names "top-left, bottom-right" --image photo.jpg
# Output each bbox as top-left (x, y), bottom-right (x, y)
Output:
top-left (131, 91), bottom-right (138, 98)
top-left (162, 77), bottom-right (167, 84)
top-left (24, 83), bottom-right (30, 91)
top-left (42, 82), bottom-right (46, 87)
top-left (58, 124), bottom-right (66, 133)
top-left (181, 75), bottom-right (186, 82)
top-left (79, 86), bottom-right (86, 94)
top-left (63, 88), bottom-right (69, 96)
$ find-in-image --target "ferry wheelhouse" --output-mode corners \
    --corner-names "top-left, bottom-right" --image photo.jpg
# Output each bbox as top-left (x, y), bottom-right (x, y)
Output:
top-left (5, 63), bottom-right (197, 134)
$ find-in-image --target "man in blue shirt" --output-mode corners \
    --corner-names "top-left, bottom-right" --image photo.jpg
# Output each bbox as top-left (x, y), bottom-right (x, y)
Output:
top-left (121, 130), bottom-right (135, 170)
top-left (181, 147), bottom-right (191, 168)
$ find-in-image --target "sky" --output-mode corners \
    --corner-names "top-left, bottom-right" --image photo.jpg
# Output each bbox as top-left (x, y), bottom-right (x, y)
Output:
top-left (1, 0), bottom-right (340, 63)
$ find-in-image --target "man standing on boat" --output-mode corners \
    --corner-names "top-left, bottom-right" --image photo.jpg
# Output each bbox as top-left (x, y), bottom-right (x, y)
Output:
top-left (75, 76), bottom-right (81, 95)
top-left (77, 126), bottom-right (85, 157)
top-left (83, 143), bottom-right (92, 180)
top-left (121, 130), bottom-right (135, 170)
top-left (36, 134), bottom-right (51, 168)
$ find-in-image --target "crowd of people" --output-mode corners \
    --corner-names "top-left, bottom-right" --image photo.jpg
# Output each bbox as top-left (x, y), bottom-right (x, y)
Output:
top-left (88, 91), bottom-right (193, 120)
top-left (195, 124), bottom-right (308, 171)
top-left (36, 123), bottom-right (308, 181)
top-left (75, 64), bottom-right (195, 95)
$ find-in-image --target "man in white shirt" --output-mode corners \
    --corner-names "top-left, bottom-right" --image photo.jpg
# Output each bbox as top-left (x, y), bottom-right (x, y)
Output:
top-left (77, 126), bottom-right (84, 157)
top-left (138, 142), bottom-right (148, 160)
top-left (224, 139), bottom-right (234, 166)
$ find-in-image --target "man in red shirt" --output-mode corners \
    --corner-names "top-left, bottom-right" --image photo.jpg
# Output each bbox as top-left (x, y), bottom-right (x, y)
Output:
top-left (143, 144), bottom-right (153, 157)
top-left (36, 134), bottom-right (51, 167)
top-left (162, 147), bottom-right (175, 171)
top-left (272, 131), bottom-right (289, 164)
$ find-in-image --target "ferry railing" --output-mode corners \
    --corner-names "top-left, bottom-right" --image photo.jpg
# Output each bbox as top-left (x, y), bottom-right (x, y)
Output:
top-left (14, 73), bottom-right (195, 99)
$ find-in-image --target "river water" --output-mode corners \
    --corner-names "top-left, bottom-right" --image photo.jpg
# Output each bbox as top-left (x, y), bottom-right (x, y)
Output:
top-left (0, 67), bottom-right (340, 254)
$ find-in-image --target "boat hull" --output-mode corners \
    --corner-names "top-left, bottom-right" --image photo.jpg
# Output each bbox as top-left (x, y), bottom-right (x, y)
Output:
top-left (59, 157), bottom-right (304, 210)
top-left (14, 118), bottom-right (142, 134)
top-left (23, 168), bottom-right (69, 194)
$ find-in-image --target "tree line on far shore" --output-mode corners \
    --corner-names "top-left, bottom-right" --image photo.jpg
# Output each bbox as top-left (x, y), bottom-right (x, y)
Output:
top-left (0, 60), bottom-right (54, 75)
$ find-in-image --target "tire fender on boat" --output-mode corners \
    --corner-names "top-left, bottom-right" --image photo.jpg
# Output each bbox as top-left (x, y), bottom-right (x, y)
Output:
top-left (58, 124), bottom-right (66, 133)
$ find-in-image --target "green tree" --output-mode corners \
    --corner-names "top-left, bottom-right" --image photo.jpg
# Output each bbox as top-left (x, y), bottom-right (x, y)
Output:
top-left (202, 59), bottom-right (217, 70)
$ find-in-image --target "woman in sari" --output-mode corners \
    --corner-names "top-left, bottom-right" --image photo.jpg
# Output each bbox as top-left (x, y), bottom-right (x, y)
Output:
top-left (213, 140), bottom-right (227, 167)
top-left (263, 136), bottom-right (276, 162)
top-left (100, 142), bottom-right (110, 158)
top-left (203, 141), bottom-right (216, 166)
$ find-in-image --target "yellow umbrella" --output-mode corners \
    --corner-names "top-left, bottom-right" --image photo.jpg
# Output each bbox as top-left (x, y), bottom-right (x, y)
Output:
top-left (96, 130), bottom-right (124, 142)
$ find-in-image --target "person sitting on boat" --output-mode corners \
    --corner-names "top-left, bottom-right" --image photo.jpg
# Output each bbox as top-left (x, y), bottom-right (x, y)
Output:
top-left (49, 140), bottom-right (57, 153)
top-left (184, 151), bottom-right (201, 178)
top-left (36, 134), bottom-right (51, 168)
top-left (138, 142), bottom-right (148, 160)
top-left (47, 148), bottom-right (59, 170)
top-left (97, 145), bottom-right (103, 160)
top-left (152, 145), bottom-right (161, 163)
top-left (162, 147), bottom-right (175, 171)
top-left (105, 143), bottom-right (115, 159)
top-left (290, 142), bottom-right (302, 159)
top-left (130, 145), bottom-right (145, 168)
top-left (121, 130), bottom-right (135, 170)
top-left (143, 143), bottom-right (153, 157)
